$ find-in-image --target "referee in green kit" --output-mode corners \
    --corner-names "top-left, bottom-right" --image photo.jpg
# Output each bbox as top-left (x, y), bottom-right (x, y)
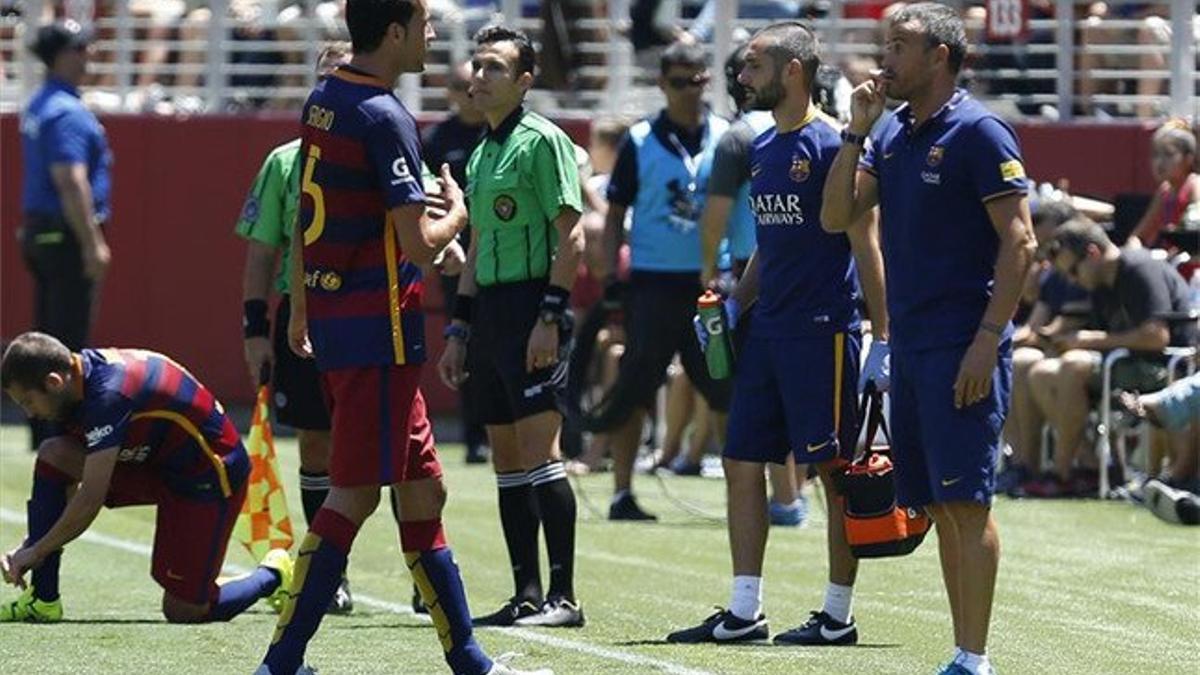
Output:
top-left (436, 26), bottom-right (586, 628)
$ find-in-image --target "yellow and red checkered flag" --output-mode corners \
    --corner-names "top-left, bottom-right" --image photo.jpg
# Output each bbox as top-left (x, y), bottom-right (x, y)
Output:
top-left (233, 385), bottom-right (294, 562)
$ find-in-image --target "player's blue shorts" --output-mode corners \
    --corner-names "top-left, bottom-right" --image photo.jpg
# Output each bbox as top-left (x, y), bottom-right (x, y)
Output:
top-left (724, 330), bottom-right (860, 465)
top-left (890, 340), bottom-right (1013, 508)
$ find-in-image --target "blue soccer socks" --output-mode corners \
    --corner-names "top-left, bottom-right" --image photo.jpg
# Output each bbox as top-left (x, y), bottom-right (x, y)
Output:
top-left (28, 460), bottom-right (71, 603)
top-left (262, 508), bottom-right (358, 674)
top-left (403, 520), bottom-right (492, 675)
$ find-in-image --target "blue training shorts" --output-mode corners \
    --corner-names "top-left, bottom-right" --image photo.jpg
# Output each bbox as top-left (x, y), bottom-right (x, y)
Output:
top-left (890, 340), bottom-right (1013, 508)
top-left (724, 330), bottom-right (860, 465)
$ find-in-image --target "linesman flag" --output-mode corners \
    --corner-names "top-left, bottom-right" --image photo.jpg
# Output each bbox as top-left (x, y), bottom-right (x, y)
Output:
top-left (233, 385), bottom-right (294, 562)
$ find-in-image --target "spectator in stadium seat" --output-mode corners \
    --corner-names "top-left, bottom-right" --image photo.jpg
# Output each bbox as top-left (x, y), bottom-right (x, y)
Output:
top-left (422, 60), bottom-right (489, 465)
top-left (1126, 120), bottom-right (1199, 250)
top-left (566, 118), bottom-right (631, 476)
top-left (1121, 372), bottom-right (1200, 492)
top-left (597, 41), bottom-right (730, 521)
top-left (823, 5), bottom-right (1036, 673)
top-left (997, 201), bottom-right (1091, 494)
top-left (1077, 2), bottom-right (1171, 118)
top-left (1024, 219), bottom-right (1198, 498)
top-left (20, 20), bottom-right (112, 451)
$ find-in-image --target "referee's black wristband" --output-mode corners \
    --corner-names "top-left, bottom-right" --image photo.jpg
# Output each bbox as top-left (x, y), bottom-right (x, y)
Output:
top-left (243, 299), bottom-right (270, 339)
top-left (452, 294), bottom-right (475, 325)
top-left (539, 285), bottom-right (571, 318)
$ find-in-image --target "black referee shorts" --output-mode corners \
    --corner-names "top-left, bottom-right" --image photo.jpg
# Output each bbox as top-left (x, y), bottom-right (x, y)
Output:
top-left (272, 297), bottom-right (332, 431)
top-left (468, 280), bottom-right (574, 426)
top-left (613, 271), bottom-right (731, 413)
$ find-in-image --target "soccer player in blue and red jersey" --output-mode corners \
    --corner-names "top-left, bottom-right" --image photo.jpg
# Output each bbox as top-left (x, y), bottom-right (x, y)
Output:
top-left (823, 5), bottom-right (1036, 675)
top-left (0, 332), bottom-right (291, 623)
top-left (258, 2), bottom-right (549, 674)
top-left (666, 21), bottom-right (888, 647)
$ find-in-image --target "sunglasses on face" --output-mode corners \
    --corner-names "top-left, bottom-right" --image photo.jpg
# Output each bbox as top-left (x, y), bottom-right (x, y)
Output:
top-left (667, 74), bottom-right (710, 90)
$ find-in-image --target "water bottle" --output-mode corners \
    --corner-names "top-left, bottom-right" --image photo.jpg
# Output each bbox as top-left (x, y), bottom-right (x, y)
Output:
top-left (698, 290), bottom-right (733, 380)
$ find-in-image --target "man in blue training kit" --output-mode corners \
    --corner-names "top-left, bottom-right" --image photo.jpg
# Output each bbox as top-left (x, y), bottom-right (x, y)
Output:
top-left (823, 5), bottom-right (1036, 675)
top-left (255, 1), bottom-right (550, 674)
top-left (667, 21), bottom-right (889, 647)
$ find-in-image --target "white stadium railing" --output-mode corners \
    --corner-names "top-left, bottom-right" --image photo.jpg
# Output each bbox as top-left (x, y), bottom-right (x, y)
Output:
top-left (0, 0), bottom-right (1195, 120)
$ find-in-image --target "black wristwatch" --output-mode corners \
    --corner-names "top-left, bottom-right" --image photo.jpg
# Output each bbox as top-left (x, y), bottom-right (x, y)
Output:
top-left (841, 128), bottom-right (867, 147)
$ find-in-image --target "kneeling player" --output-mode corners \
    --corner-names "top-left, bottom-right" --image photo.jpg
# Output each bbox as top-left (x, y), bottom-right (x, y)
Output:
top-left (0, 332), bottom-right (291, 623)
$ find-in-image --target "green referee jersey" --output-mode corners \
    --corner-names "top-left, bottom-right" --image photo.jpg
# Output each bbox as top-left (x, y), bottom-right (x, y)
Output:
top-left (234, 138), bottom-right (301, 294)
top-left (466, 107), bottom-right (582, 287)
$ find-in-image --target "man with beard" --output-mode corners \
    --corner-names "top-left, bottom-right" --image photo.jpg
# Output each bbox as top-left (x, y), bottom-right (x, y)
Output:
top-left (1, 332), bottom-right (292, 624)
top-left (823, 5), bottom-right (1035, 674)
top-left (666, 21), bottom-right (888, 646)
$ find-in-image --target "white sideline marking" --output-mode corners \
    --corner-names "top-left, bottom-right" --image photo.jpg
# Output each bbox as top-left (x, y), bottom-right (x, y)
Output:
top-left (0, 508), bottom-right (713, 675)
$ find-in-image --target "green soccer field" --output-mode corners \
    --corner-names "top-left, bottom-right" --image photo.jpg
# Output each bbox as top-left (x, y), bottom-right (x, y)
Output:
top-left (0, 425), bottom-right (1197, 675)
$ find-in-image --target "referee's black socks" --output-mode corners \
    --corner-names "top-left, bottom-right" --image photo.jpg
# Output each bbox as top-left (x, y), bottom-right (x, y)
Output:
top-left (497, 471), bottom-right (544, 603)
top-left (528, 460), bottom-right (577, 601)
top-left (299, 470), bottom-right (332, 526)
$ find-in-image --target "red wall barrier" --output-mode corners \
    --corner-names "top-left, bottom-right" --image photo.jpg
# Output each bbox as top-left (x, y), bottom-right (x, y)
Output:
top-left (0, 113), bottom-right (1157, 409)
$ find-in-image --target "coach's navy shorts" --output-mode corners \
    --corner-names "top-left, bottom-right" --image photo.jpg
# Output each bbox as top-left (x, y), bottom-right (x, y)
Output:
top-left (890, 340), bottom-right (1012, 508)
top-left (724, 330), bottom-right (860, 465)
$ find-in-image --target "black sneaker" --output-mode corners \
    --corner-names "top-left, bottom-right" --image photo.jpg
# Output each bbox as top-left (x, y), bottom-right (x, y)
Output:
top-left (609, 493), bottom-right (657, 521)
top-left (328, 577), bottom-right (354, 614)
top-left (472, 597), bottom-right (542, 627)
top-left (515, 596), bottom-right (586, 628)
top-left (411, 584), bottom-right (427, 615)
top-left (773, 610), bottom-right (857, 646)
top-left (666, 608), bottom-right (769, 644)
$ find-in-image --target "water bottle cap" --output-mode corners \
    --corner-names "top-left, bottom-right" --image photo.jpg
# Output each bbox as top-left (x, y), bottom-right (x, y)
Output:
top-left (697, 289), bottom-right (721, 308)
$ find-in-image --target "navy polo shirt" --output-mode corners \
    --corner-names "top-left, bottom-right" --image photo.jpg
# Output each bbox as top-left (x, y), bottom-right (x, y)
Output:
top-left (861, 90), bottom-right (1028, 353)
top-left (21, 77), bottom-right (113, 220)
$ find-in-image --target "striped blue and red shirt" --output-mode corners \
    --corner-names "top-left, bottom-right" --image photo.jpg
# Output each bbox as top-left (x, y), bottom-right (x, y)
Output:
top-left (298, 65), bottom-right (428, 371)
top-left (65, 349), bottom-right (248, 499)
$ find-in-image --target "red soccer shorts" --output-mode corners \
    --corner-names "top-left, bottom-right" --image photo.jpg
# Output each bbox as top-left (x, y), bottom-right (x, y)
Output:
top-left (106, 464), bottom-right (247, 605)
top-left (320, 364), bottom-right (443, 488)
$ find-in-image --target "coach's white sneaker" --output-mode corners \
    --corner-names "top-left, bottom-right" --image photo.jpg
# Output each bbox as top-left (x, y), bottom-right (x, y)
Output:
top-left (486, 652), bottom-right (553, 675)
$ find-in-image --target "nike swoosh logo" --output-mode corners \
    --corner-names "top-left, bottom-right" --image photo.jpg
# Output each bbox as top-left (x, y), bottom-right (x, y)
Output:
top-left (712, 620), bottom-right (762, 640)
top-left (883, 152), bottom-right (894, 159)
top-left (166, 570), bottom-right (185, 581)
top-left (941, 477), bottom-right (963, 487)
top-left (806, 440), bottom-right (831, 453)
top-left (820, 624), bottom-right (855, 641)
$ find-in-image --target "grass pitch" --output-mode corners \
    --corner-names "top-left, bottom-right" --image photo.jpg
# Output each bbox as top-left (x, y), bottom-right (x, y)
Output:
top-left (0, 425), bottom-right (1197, 674)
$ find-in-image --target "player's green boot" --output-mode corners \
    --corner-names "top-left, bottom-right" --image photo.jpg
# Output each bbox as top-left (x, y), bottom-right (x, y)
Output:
top-left (0, 586), bottom-right (62, 623)
top-left (260, 548), bottom-right (294, 614)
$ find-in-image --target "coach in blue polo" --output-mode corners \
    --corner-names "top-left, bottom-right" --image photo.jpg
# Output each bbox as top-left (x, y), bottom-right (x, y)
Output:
top-left (822, 5), bottom-right (1035, 675)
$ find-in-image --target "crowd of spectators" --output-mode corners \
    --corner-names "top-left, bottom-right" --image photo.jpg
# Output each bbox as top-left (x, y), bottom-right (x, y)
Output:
top-left (2, 1), bottom-right (1195, 118)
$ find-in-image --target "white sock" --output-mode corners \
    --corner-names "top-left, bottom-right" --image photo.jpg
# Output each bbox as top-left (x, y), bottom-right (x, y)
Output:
top-left (729, 575), bottom-right (762, 620)
top-left (958, 649), bottom-right (990, 675)
top-left (822, 582), bottom-right (854, 624)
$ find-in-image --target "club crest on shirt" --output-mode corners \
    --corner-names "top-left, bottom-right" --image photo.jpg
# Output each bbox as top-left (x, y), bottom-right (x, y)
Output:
top-left (789, 156), bottom-right (811, 182)
top-left (926, 145), bottom-right (945, 167)
top-left (319, 271), bottom-right (342, 292)
top-left (241, 196), bottom-right (260, 223)
top-left (494, 194), bottom-right (517, 222)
